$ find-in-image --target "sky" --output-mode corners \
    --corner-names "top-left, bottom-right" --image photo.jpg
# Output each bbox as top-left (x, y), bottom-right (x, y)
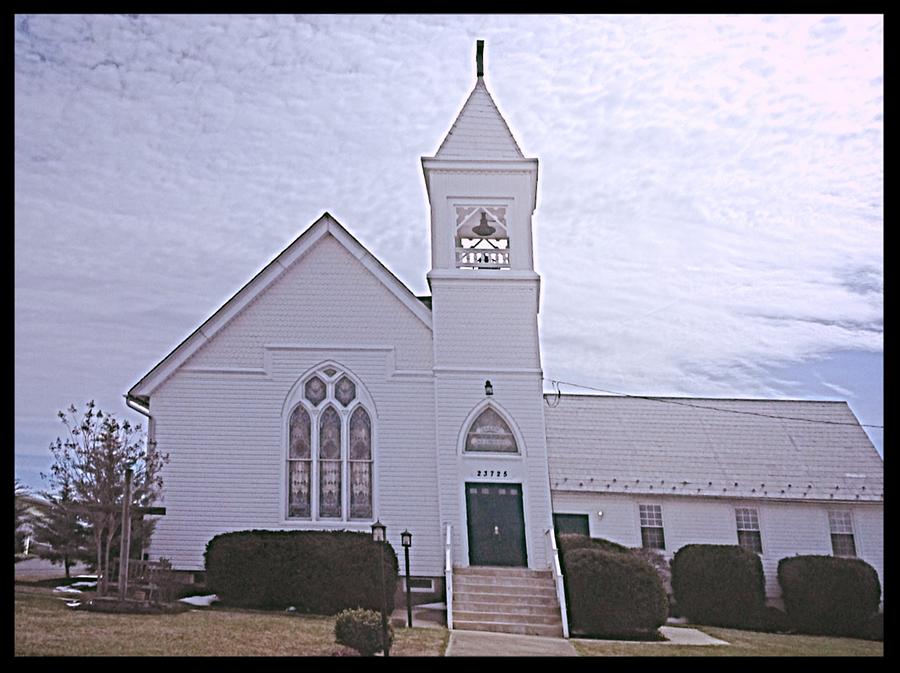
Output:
top-left (15, 14), bottom-right (883, 492)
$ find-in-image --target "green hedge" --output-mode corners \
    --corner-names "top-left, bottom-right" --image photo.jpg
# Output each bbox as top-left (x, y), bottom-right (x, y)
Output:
top-left (777, 555), bottom-right (881, 637)
top-left (205, 530), bottom-right (398, 614)
top-left (671, 544), bottom-right (766, 628)
top-left (557, 534), bottom-right (630, 579)
top-left (565, 548), bottom-right (668, 637)
top-left (558, 533), bottom-right (631, 556)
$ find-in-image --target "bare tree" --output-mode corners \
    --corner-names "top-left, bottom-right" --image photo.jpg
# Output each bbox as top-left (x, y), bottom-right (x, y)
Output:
top-left (44, 401), bottom-right (167, 596)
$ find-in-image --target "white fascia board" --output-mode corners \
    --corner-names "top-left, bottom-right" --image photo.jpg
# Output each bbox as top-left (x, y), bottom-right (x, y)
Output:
top-left (421, 157), bottom-right (538, 172)
top-left (326, 221), bottom-right (433, 330)
top-left (129, 214), bottom-right (431, 398)
top-left (427, 269), bottom-right (540, 282)
top-left (128, 329), bottom-right (209, 399)
top-left (128, 222), bottom-right (330, 399)
top-left (421, 158), bottom-right (539, 213)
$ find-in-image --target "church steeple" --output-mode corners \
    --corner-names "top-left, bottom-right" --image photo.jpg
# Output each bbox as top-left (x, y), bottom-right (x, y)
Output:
top-left (423, 41), bottom-right (555, 574)
top-left (434, 40), bottom-right (525, 161)
top-left (422, 41), bottom-right (539, 276)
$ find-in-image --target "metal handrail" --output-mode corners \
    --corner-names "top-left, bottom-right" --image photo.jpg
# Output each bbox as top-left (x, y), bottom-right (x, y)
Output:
top-left (545, 529), bottom-right (570, 638)
top-left (445, 523), bottom-right (454, 629)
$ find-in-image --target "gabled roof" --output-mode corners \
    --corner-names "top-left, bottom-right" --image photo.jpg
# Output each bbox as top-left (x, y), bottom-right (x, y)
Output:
top-left (544, 395), bottom-right (883, 504)
top-left (128, 213), bottom-right (432, 402)
top-left (434, 78), bottom-right (525, 160)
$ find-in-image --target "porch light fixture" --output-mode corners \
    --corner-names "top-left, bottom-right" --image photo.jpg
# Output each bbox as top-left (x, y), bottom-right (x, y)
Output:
top-left (401, 530), bottom-right (413, 627)
top-left (485, 380), bottom-right (493, 396)
top-left (370, 520), bottom-right (390, 656)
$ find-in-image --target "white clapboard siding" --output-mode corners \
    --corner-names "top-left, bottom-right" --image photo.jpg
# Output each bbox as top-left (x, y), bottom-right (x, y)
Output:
top-left (433, 372), bottom-right (555, 569)
top-left (551, 492), bottom-right (884, 600)
top-left (147, 232), bottom-right (442, 573)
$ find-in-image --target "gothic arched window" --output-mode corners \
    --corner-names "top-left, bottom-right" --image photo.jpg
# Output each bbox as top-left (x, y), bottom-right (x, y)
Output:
top-left (286, 366), bottom-right (374, 521)
top-left (288, 406), bottom-right (311, 518)
top-left (349, 407), bottom-right (373, 519)
top-left (318, 406), bottom-right (342, 518)
top-left (464, 406), bottom-right (518, 453)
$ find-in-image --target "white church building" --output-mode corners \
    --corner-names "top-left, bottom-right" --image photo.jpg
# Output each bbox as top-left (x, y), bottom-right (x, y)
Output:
top-left (127, 43), bottom-right (883, 637)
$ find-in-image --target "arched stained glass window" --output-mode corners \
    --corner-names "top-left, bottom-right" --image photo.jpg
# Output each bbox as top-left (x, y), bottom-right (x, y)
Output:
top-left (318, 406), bottom-right (342, 518)
top-left (288, 406), bottom-right (311, 518)
top-left (349, 407), bottom-right (372, 519)
top-left (305, 376), bottom-right (326, 406)
top-left (287, 367), bottom-right (375, 521)
top-left (464, 407), bottom-right (518, 453)
top-left (336, 376), bottom-right (356, 406)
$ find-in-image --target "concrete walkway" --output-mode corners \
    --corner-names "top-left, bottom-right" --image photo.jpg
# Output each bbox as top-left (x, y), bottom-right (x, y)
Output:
top-left (446, 626), bottom-right (727, 656)
top-left (572, 626), bottom-right (729, 648)
top-left (446, 630), bottom-right (579, 657)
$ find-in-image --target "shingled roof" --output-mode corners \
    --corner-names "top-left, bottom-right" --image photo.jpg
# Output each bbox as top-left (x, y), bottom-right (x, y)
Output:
top-left (544, 395), bottom-right (883, 503)
top-left (435, 78), bottom-right (525, 160)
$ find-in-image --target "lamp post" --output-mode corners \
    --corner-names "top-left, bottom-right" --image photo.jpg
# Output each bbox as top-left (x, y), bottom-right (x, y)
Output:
top-left (371, 520), bottom-right (390, 657)
top-left (401, 530), bottom-right (413, 627)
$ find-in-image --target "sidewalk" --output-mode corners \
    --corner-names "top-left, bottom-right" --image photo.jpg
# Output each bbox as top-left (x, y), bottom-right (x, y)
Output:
top-left (446, 630), bottom-right (579, 657)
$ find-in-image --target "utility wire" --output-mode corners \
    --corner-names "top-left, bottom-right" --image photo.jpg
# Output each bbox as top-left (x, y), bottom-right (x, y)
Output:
top-left (543, 378), bottom-right (884, 429)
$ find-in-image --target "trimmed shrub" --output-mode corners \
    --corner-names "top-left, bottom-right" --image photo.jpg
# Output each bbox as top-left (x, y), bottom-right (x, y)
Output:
top-left (859, 612), bottom-right (883, 642)
top-left (630, 547), bottom-right (672, 596)
top-left (557, 534), bottom-right (630, 580)
top-left (335, 608), bottom-right (393, 656)
top-left (565, 548), bottom-right (669, 637)
top-left (777, 555), bottom-right (881, 637)
top-left (205, 530), bottom-right (398, 614)
top-left (671, 544), bottom-right (766, 628)
top-left (558, 534), bottom-right (631, 557)
top-left (745, 606), bottom-right (792, 634)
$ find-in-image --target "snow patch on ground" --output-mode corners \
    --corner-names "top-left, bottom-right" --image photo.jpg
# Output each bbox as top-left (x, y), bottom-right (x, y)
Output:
top-left (179, 594), bottom-right (219, 607)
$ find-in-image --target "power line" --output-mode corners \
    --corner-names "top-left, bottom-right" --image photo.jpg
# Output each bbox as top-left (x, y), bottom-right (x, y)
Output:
top-left (543, 378), bottom-right (884, 429)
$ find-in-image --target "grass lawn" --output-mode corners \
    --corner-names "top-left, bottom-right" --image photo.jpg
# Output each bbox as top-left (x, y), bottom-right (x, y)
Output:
top-left (15, 586), bottom-right (449, 656)
top-left (573, 625), bottom-right (883, 657)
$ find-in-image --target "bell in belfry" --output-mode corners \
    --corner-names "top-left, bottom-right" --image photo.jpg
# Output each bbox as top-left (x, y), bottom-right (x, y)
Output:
top-left (472, 211), bottom-right (496, 237)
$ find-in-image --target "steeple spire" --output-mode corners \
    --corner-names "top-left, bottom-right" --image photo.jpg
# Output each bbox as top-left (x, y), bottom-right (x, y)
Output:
top-left (476, 39), bottom-right (484, 78)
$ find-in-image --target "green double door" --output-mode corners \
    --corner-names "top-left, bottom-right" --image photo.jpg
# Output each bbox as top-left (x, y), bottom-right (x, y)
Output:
top-left (465, 482), bottom-right (528, 567)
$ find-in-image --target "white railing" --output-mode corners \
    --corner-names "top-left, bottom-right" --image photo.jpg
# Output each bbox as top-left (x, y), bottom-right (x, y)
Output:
top-left (455, 248), bottom-right (510, 269)
top-left (545, 529), bottom-right (570, 638)
top-left (445, 523), bottom-right (454, 630)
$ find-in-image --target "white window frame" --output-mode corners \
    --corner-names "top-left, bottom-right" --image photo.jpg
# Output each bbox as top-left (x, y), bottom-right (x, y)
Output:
top-left (284, 365), bottom-right (376, 523)
top-left (638, 503), bottom-right (666, 550)
top-left (827, 510), bottom-right (857, 558)
top-left (735, 507), bottom-right (763, 554)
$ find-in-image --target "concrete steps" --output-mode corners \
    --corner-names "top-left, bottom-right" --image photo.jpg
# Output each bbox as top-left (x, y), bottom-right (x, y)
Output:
top-left (451, 566), bottom-right (564, 638)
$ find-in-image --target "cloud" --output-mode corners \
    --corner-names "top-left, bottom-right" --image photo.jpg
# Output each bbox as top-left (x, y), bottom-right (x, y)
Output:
top-left (15, 15), bottom-right (883, 485)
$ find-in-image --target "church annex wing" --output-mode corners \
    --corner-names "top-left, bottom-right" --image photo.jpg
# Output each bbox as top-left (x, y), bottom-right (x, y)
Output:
top-left (127, 212), bottom-right (432, 404)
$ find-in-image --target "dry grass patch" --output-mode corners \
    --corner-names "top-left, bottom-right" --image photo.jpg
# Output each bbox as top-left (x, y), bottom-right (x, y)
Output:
top-left (15, 586), bottom-right (448, 656)
top-left (573, 625), bottom-right (883, 657)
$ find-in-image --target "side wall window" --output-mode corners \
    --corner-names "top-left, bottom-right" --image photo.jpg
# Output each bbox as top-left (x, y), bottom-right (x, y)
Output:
top-left (735, 507), bottom-right (763, 554)
top-left (639, 504), bottom-right (666, 550)
top-left (828, 510), bottom-right (857, 557)
top-left (287, 367), bottom-right (373, 521)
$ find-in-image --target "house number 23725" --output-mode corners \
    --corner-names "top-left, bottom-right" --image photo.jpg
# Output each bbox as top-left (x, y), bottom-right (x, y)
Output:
top-left (476, 469), bottom-right (508, 478)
